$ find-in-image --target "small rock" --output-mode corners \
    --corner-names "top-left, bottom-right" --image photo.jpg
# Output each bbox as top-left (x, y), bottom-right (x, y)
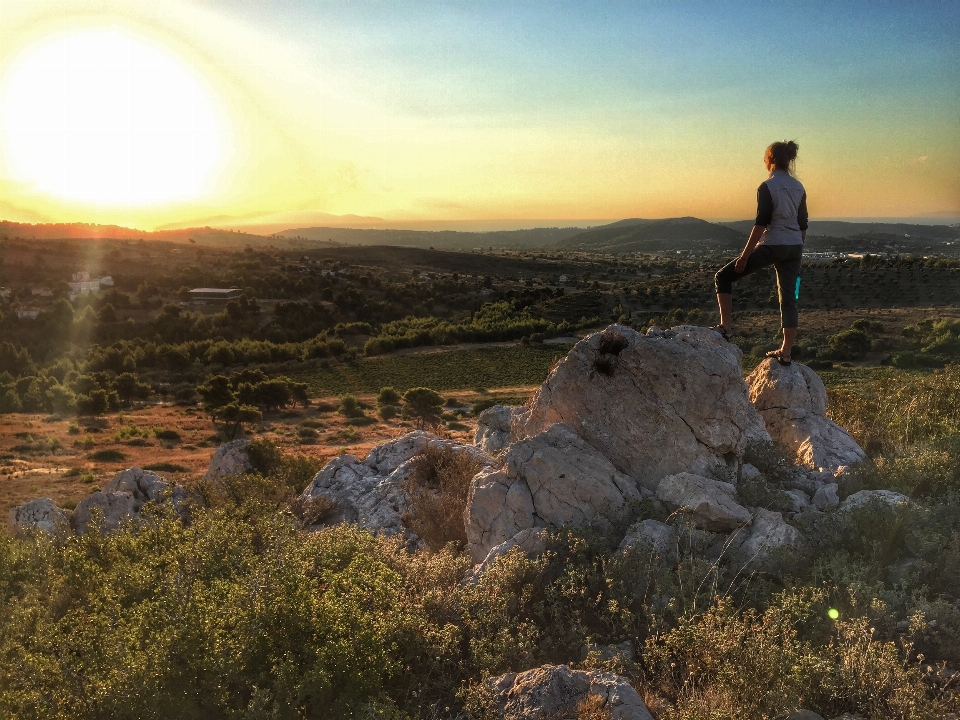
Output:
top-left (619, 519), bottom-right (678, 564)
top-left (812, 483), bottom-right (839, 510)
top-left (839, 489), bottom-right (911, 513)
top-left (656, 472), bottom-right (752, 532)
top-left (473, 527), bottom-right (547, 577)
top-left (204, 439), bottom-right (253, 480)
top-left (740, 463), bottom-right (764, 484)
top-left (786, 711), bottom-right (825, 720)
top-left (103, 467), bottom-right (187, 509)
top-left (738, 508), bottom-right (805, 564)
top-left (475, 404), bottom-right (516, 454)
top-left (784, 489), bottom-right (810, 512)
top-left (489, 664), bottom-right (655, 720)
top-left (747, 358), bottom-right (828, 415)
top-left (7, 498), bottom-right (69, 533)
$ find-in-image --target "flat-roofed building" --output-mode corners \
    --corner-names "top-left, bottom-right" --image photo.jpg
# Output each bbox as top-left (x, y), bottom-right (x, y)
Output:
top-left (189, 287), bottom-right (243, 304)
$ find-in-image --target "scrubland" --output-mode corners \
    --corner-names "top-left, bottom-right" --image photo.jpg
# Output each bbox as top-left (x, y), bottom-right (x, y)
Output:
top-left (2, 239), bottom-right (960, 717)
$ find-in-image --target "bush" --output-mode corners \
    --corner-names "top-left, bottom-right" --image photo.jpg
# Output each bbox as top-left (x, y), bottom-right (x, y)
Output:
top-left (401, 387), bottom-right (444, 429)
top-left (378, 405), bottom-right (398, 421)
top-left (829, 329), bottom-right (871, 360)
top-left (401, 445), bottom-right (485, 551)
top-left (376, 386), bottom-right (401, 406)
top-left (153, 428), bottom-right (181, 441)
top-left (89, 449), bottom-right (126, 462)
top-left (338, 394), bottom-right (365, 418)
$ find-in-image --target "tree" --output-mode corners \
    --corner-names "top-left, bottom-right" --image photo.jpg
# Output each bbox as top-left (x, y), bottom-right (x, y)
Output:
top-left (401, 387), bottom-right (443, 430)
top-left (76, 389), bottom-right (110, 416)
top-left (376, 387), bottom-right (401, 406)
top-left (114, 373), bottom-right (152, 406)
top-left (256, 379), bottom-right (292, 412)
top-left (215, 403), bottom-right (262, 440)
top-left (0, 389), bottom-right (22, 414)
top-left (198, 375), bottom-right (235, 410)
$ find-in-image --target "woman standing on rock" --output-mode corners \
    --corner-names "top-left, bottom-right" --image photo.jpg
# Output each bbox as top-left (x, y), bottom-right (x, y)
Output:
top-left (712, 140), bottom-right (807, 365)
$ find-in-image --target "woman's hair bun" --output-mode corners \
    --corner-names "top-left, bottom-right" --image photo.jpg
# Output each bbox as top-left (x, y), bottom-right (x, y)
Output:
top-left (768, 140), bottom-right (799, 171)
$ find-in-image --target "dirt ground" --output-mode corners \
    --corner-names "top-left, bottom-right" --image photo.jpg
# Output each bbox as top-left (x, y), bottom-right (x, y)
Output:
top-left (0, 389), bottom-right (518, 518)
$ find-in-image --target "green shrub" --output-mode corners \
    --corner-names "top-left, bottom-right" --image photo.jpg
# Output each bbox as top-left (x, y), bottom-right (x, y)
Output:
top-left (829, 329), bottom-right (871, 360)
top-left (153, 428), bottom-right (181, 440)
top-left (89, 449), bottom-right (125, 462)
top-left (142, 462), bottom-right (189, 473)
top-left (376, 386), bottom-right (401, 406)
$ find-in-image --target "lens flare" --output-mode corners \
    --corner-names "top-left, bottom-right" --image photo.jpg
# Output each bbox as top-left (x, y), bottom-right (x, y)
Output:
top-left (828, 608), bottom-right (840, 620)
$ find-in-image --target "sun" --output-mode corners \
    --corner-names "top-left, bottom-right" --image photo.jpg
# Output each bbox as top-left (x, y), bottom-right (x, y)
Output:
top-left (0, 26), bottom-right (228, 207)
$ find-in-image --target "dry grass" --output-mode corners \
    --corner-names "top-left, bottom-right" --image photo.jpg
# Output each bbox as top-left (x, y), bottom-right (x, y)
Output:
top-left (402, 444), bottom-right (486, 551)
top-left (576, 695), bottom-right (612, 720)
top-left (287, 493), bottom-right (339, 528)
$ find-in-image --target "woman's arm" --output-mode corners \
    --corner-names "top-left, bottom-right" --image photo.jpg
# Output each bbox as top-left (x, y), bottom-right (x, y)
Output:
top-left (735, 225), bottom-right (765, 272)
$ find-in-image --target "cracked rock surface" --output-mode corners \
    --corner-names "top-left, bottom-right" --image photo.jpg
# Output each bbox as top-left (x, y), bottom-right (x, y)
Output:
top-left (489, 664), bottom-right (655, 720)
top-left (302, 431), bottom-right (496, 540)
top-left (464, 423), bottom-right (642, 562)
top-left (513, 325), bottom-right (769, 491)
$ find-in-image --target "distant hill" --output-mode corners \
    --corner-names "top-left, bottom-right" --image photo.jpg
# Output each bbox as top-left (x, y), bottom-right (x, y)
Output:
top-left (556, 217), bottom-right (746, 253)
top-left (720, 219), bottom-right (959, 240)
top-left (275, 225), bottom-right (589, 250)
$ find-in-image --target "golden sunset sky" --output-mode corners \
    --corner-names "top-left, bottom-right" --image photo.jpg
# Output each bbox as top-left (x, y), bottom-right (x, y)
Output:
top-left (0, 0), bottom-right (958, 231)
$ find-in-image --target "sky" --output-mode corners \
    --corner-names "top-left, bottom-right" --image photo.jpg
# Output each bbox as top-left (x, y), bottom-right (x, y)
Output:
top-left (0, 0), bottom-right (958, 232)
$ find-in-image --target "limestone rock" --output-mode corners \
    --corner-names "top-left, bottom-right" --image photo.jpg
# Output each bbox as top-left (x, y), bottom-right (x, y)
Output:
top-left (465, 423), bottom-right (642, 562)
top-left (204, 439), bottom-right (253, 480)
top-left (759, 408), bottom-right (865, 474)
top-left (302, 431), bottom-right (496, 539)
top-left (72, 491), bottom-right (138, 534)
top-left (785, 489), bottom-right (810, 512)
top-left (739, 508), bottom-right (805, 563)
top-left (512, 325), bottom-right (769, 491)
top-left (747, 357), bottom-right (828, 415)
top-left (475, 404), bottom-right (517, 454)
top-left (812, 483), bottom-right (840, 510)
top-left (489, 665), bottom-right (654, 720)
top-left (619, 519), bottom-right (678, 564)
top-left (473, 528), bottom-right (547, 577)
top-left (787, 711), bottom-right (825, 720)
top-left (656, 472), bottom-right (751, 532)
top-left (102, 467), bottom-right (187, 509)
top-left (8, 498), bottom-right (69, 533)
top-left (840, 489), bottom-right (911, 513)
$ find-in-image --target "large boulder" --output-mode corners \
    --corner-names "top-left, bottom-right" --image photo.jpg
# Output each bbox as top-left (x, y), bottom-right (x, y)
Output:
top-left (301, 431), bottom-right (496, 539)
top-left (204, 439), bottom-right (253, 480)
top-left (8, 498), bottom-right (69, 533)
top-left (473, 527), bottom-right (547, 577)
top-left (465, 423), bottom-right (643, 562)
top-left (746, 359), bottom-right (865, 474)
top-left (475, 404), bottom-right (517, 454)
top-left (489, 665), bottom-right (654, 720)
top-left (512, 325), bottom-right (769, 491)
top-left (655, 472), bottom-right (752, 532)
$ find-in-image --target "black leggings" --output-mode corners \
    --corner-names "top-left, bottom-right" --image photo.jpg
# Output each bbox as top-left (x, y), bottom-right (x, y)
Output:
top-left (714, 244), bottom-right (802, 328)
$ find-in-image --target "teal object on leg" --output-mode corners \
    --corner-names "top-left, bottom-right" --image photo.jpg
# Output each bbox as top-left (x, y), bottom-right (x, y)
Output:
top-left (795, 276), bottom-right (801, 300)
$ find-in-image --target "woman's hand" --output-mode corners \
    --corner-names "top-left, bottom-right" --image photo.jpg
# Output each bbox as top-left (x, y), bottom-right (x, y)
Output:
top-left (734, 253), bottom-right (750, 273)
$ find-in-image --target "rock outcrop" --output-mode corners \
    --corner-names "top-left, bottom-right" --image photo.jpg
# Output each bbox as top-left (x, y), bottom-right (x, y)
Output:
top-left (73, 467), bottom-right (185, 534)
top-left (839, 489), bottom-right (911, 513)
top-left (512, 325), bottom-right (769, 491)
top-left (655, 472), bottom-right (752, 532)
top-left (7, 498), bottom-right (69, 533)
top-left (302, 432), bottom-right (496, 540)
top-left (473, 527), bottom-right (547, 576)
top-left (489, 665), bottom-right (654, 720)
top-left (747, 358), bottom-right (865, 474)
top-left (204, 439), bottom-right (254, 480)
top-left (475, 404), bottom-right (516, 454)
top-left (464, 423), bottom-right (643, 562)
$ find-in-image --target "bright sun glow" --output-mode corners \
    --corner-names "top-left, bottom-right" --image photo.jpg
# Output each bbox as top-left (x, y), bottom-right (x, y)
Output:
top-left (0, 27), bottom-right (227, 207)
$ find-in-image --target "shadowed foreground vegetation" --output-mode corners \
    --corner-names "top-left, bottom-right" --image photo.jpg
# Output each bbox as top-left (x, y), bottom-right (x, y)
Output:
top-left (1, 371), bottom-right (960, 718)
